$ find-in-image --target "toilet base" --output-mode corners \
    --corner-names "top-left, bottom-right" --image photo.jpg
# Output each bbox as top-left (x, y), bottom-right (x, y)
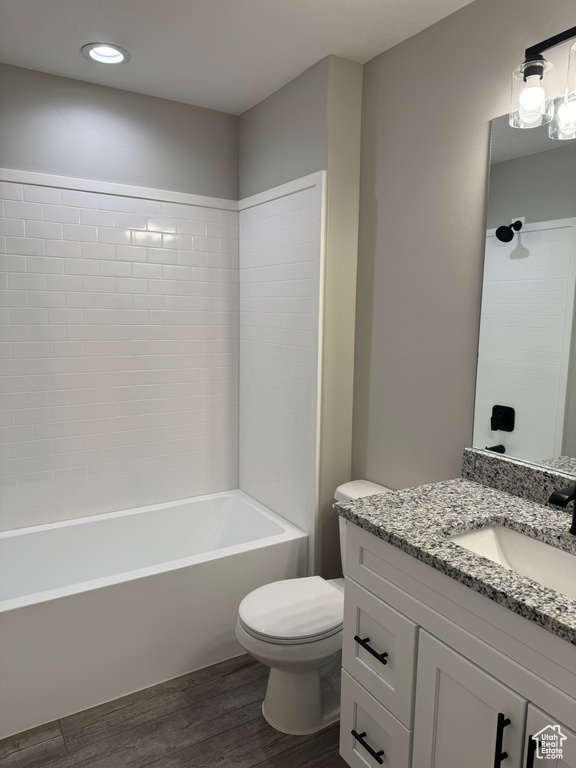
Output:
top-left (259, 655), bottom-right (342, 735)
top-left (261, 691), bottom-right (340, 735)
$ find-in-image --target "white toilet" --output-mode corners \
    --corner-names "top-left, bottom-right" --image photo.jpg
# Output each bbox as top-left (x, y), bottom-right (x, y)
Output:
top-left (235, 479), bottom-right (390, 735)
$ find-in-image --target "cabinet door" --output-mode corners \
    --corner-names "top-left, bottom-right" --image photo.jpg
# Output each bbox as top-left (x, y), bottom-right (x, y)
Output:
top-left (412, 631), bottom-right (526, 768)
top-left (524, 704), bottom-right (576, 768)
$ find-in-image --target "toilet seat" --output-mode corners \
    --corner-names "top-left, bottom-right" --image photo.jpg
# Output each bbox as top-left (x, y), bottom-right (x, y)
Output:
top-left (238, 576), bottom-right (344, 645)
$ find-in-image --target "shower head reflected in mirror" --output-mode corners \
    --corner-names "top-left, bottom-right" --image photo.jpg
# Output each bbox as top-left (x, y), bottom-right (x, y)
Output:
top-left (496, 220), bottom-right (523, 243)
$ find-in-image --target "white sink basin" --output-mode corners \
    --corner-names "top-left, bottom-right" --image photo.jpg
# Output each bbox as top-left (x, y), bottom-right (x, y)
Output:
top-left (449, 525), bottom-right (576, 600)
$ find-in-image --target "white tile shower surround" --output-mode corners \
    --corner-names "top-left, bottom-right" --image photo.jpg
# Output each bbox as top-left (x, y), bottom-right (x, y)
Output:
top-left (0, 178), bottom-right (240, 531)
top-left (474, 221), bottom-right (576, 462)
top-left (238, 185), bottom-right (322, 533)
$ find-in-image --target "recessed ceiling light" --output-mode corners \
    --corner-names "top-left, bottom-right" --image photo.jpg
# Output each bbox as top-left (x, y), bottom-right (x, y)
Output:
top-left (81, 43), bottom-right (131, 65)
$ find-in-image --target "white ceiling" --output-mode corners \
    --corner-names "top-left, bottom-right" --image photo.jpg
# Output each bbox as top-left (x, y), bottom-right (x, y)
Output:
top-left (0, 0), bottom-right (475, 115)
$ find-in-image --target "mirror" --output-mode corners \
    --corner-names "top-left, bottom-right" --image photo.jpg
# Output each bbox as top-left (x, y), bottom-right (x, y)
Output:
top-left (472, 114), bottom-right (576, 471)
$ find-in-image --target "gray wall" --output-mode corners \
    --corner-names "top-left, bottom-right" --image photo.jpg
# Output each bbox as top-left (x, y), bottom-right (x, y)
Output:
top-left (352, 0), bottom-right (576, 490)
top-left (238, 57), bottom-right (330, 198)
top-left (238, 55), bottom-right (364, 577)
top-left (487, 146), bottom-right (576, 228)
top-left (0, 64), bottom-right (238, 199)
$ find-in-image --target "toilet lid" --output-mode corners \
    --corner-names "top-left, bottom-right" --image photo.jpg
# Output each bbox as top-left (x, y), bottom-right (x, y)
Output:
top-left (238, 576), bottom-right (344, 644)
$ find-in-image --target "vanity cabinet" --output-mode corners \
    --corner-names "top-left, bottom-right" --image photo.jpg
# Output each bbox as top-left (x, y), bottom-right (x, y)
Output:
top-left (340, 521), bottom-right (576, 768)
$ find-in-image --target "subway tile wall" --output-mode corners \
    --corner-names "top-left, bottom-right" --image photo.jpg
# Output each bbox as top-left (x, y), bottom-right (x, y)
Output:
top-left (0, 180), bottom-right (239, 531)
top-left (238, 185), bottom-right (322, 533)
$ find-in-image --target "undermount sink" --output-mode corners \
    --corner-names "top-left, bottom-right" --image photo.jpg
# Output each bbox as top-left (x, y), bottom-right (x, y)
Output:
top-left (449, 525), bottom-right (576, 600)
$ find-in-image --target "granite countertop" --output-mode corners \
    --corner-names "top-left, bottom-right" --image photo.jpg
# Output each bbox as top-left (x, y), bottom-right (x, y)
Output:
top-left (539, 456), bottom-right (576, 474)
top-left (334, 478), bottom-right (576, 645)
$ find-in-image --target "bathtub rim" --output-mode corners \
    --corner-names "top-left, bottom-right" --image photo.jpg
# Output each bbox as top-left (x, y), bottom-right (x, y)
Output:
top-left (0, 489), bottom-right (308, 614)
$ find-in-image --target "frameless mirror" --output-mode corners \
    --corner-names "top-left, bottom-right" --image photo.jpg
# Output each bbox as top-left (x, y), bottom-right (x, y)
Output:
top-left (472, 114), bottom-right (576, 472)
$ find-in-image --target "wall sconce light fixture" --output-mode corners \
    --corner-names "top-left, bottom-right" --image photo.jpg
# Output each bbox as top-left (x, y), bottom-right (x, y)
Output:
top-left (510, 26), bottom-right (576, 140)
top-left (496, 220), bottom-right (523, 243)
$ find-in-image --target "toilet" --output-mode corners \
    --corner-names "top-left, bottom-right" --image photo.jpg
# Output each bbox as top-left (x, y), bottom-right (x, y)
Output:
top-left (235, 479), bottom-right (390, 735)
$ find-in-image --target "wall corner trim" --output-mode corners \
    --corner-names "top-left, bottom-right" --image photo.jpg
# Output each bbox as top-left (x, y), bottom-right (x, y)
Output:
top-left (238, 171), bottom-right (326, 210)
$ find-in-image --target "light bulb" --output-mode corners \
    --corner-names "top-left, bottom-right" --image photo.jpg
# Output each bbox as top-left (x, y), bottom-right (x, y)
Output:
top-left (510, 57), bottom-right (554, 129)
top-left (81, 43), bottom-right (131, 65)
top-left (518, 76), bottom-right (546, 122)
top-left (90, 45), bottom-right (125, 64)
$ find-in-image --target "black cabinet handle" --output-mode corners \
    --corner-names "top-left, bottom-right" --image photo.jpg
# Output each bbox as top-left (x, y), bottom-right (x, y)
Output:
top-left (354, 635), bottom-right (389, 665)
top-left (351, 729), bottom-right (384, 765)
top-left (526, 737), bottom-right (539, 768)
top-left (494, 712), bottom-right (511, 768)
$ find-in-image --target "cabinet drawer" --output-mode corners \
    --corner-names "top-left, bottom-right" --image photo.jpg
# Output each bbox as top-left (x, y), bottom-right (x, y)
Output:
top-left (343, 577), bottom-right (418, 727)
top-left (340, 670), bottom-right (412, 768)
top-left (346, 522), bottom-right (401, 593)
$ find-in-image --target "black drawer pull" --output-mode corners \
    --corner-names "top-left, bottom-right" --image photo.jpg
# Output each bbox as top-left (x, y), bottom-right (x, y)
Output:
top-left (354, 635), bottom-right (389, 665)
top-left (526, 737), bottom-right (539, 768)
top-left (494, 713), bottom-right (511, 768)
top-left (351, 729), bottom-right (384, 765)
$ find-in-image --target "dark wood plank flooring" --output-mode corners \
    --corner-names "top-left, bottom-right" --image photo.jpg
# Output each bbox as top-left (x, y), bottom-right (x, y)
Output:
top-left (0, 655), bottom-right (348, 767)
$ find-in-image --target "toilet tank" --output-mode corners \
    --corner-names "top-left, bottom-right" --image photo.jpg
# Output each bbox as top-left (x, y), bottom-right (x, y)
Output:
top-left (334, 480), bottom-right (392, 572)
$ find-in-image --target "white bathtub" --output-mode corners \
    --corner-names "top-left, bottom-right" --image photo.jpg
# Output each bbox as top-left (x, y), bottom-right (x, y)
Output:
top-left (0, 490), bottom-right (307, 739)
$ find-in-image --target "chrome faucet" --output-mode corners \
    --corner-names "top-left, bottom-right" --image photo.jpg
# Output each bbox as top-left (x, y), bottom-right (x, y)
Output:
top-left (547, 485), bottom-right (576, 535)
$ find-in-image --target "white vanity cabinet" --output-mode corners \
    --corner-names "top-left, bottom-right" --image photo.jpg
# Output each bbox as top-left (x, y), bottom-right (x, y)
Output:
top-left (339, 521), bottom-right (576, 768)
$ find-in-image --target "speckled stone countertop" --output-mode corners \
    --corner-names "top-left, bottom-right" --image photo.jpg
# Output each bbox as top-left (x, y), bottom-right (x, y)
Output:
top-left (334, 478), bottom-right (576, 645)
top-left (540, 456), bottom-right (576, 474)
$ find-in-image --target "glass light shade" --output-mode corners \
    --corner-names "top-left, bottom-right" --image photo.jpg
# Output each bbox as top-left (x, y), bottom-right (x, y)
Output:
top-left (549, 42), bottom-right (576, 140)
top-left (81, 43), bottom-right (131, 64)
top-left (509, 58), bottom-right (554, 128)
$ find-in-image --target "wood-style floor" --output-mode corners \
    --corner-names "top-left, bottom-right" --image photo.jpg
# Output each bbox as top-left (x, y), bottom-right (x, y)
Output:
top-left (0, 655), bottom-right (348, 768)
